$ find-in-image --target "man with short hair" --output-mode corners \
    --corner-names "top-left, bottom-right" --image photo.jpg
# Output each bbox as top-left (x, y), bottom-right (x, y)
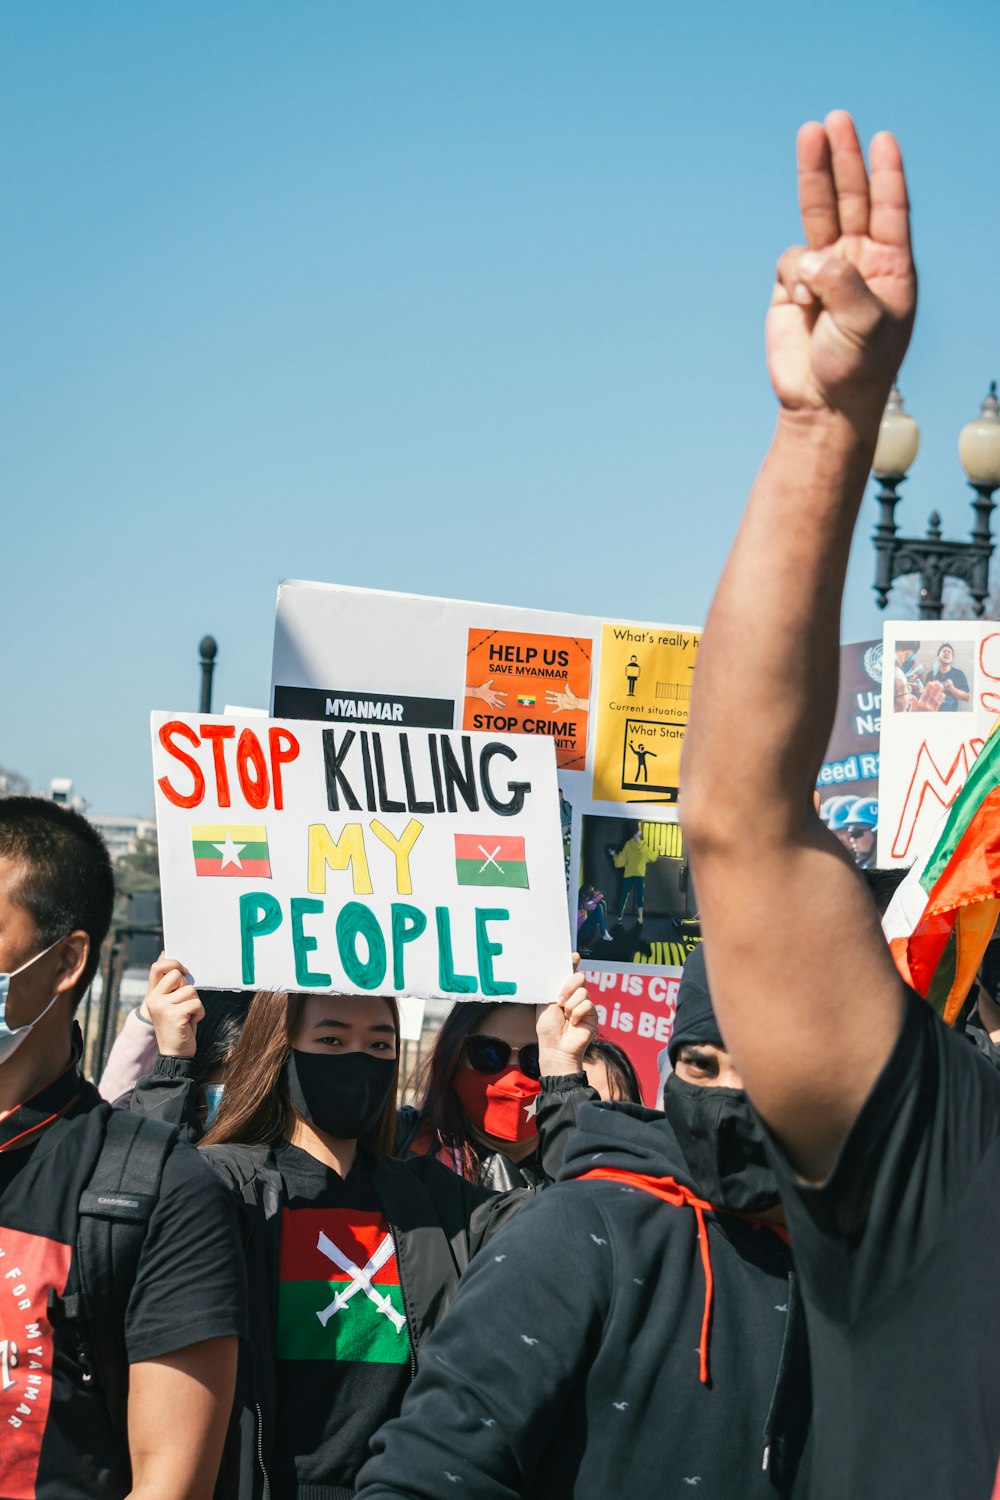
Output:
top-left (0, 796), bottom-right (244, 1500)
top-left (681, 111), bottom-right (1000, 1499)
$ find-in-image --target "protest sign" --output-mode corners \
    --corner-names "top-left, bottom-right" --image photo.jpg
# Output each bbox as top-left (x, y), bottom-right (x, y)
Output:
top-left (271, 581), bottom-right (704, 1100)
top-left (151, 711), bottom-right (571, 1001)
top-left (877, 622), bottom-right (999, 866)
top-left (816, 639), bottom-right (882, 869)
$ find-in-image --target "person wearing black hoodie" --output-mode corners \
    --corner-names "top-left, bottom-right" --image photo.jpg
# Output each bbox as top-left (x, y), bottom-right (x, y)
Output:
top-left (355, 944), bottom-right (811, 1500)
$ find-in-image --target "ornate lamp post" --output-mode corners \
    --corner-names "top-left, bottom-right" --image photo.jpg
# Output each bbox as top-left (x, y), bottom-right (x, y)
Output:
top-left (872, 384), bottom-right (1000, 620)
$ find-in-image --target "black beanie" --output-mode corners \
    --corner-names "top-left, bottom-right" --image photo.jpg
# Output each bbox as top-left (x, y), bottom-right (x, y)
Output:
top-left (667, 944), bottom-right (724, 1065)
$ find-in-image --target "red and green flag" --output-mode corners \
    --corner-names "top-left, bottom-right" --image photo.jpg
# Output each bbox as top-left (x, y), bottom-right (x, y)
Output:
top-left (276, 1208), bottom-right (411, 1365)
top-left (454, 833), bottom-right (529, 888)
top-left (191, 824), bottom-right (271, 878)
top-left (883, 717), bottom-right (1000, 1024)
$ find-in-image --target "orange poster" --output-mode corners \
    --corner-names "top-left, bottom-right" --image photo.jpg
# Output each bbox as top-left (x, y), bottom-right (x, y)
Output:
top-left (463, 628), bottom-right (592, 772)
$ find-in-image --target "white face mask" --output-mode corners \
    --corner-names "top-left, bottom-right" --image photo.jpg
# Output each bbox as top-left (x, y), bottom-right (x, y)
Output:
top-left (0, 937), bottom-right (68, 1066)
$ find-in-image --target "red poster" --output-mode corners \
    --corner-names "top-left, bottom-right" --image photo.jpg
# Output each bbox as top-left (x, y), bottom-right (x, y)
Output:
top-left (578, 967), bottom-right (681, 1105)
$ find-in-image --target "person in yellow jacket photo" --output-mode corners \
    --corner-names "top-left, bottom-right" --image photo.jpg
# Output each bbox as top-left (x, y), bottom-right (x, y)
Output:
top-left (611, 824), bottom-right (659, 924)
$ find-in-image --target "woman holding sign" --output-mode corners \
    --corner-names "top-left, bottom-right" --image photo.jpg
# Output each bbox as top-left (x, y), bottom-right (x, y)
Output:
top-left (198, 974), bottom-right (594, 1500)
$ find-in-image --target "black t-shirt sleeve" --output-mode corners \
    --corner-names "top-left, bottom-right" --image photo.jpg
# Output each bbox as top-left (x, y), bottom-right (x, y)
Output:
top-left (124, 1140), bottom-right (247, 1364)
top-left (763, 990), bottom-right (1000, 1323)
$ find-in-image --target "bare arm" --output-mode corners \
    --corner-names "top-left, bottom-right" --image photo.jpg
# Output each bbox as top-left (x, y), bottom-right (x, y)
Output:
top-left (681, 112), bottom-right (917, 1181)
top-left (126, 1337), bottom-right (237, 1500)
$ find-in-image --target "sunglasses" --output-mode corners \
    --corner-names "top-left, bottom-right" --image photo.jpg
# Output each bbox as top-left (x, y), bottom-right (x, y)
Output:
top-left (464, 1035), bottom-right (541, 1080)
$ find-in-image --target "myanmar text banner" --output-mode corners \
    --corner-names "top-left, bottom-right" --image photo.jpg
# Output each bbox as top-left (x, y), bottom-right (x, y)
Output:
top-left (151, 712), bottom-right (571, 1001)
top-left (877, 624), bottom-right (1000, 867)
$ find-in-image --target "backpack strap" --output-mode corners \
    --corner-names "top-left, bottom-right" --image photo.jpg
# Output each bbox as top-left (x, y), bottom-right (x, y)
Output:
top-left (73, 1111), bottom-right (178, 1435)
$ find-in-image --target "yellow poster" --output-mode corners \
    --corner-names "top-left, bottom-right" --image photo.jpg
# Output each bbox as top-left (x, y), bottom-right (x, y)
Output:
top-left (593, 625), bottom-right (700, 802)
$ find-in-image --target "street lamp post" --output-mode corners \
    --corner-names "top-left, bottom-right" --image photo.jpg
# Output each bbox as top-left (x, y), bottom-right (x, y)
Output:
top-left (872, 384), bottom-right (1000, 621)
top-left (199, 635), bottom-right (218, 713)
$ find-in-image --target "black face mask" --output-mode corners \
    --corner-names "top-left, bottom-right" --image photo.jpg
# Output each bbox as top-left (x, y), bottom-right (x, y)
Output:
top-left (285, 1049), bottom-right (396, 1141)
top-left (664, 1074), bottom-right (781, 1214)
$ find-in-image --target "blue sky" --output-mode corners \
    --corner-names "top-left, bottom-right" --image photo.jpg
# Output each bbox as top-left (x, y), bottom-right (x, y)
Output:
top-left (4, 1), bottom-right (1000, 814)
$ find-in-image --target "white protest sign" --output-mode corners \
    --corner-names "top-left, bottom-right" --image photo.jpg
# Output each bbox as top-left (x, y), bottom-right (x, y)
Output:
top-left (151, 711), bottom-right (571, 1001)
top-left (877, 622), bottom-right (1000, 866)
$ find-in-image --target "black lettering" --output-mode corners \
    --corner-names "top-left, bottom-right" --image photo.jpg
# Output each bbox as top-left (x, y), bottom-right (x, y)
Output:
top-left (359, 732), bottom-right (376, 809)
top-left (323, 730), bottom-right (361, 812)
top-left (442, 735), bottom-right (479, 813)
top-left (372, 734), bottom-right (406, 813)
top-left (480, 742), bottom-right (531, 816)
top-left (428, 735), bottom-right (445, 812)
top-left (400, 734), bottom-right (435, 814)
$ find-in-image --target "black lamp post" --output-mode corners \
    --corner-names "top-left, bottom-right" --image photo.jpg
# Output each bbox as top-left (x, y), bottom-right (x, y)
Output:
top-left (199, 635), bottom-right (218, 713)
top-left (872, 384), bottom-right (1000, 621)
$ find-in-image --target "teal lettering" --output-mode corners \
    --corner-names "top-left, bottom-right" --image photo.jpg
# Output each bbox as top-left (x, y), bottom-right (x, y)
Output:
top-left (291, 897), bottom-right (331, 987)
top-left (336, 903), bottom-right (387, 990)
top-left (239, 892), bottom-right (283, 985)
top-left (475, 908), bottom-right (516, 996)
top-left (391, 903), bottom-right (427, 989)
top-left (435, 907), bottom-right (477, 994)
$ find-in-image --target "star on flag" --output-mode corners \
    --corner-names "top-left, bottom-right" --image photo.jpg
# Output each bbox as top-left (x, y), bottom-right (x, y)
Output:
top-left (191, 825), bottom-right (272, 878)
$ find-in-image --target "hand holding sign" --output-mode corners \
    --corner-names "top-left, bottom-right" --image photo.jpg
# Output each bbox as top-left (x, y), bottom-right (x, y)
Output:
top-left (145, 955), bottom-right (204, 1058)
top-left (536, 967), bottom-right (598, 1077)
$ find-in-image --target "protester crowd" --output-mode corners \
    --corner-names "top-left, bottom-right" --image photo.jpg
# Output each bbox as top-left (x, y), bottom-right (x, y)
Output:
top-left (6, 107), bottom-right (1000, 1500)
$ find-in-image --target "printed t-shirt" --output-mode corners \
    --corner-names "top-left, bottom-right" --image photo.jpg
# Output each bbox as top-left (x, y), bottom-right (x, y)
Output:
top-left (272, 1142), bottom-right (413, 1493)
top-left (763, 992), bottom-right (1000, 1500)
top-left (0, 1070), bottom-right (244, 1500)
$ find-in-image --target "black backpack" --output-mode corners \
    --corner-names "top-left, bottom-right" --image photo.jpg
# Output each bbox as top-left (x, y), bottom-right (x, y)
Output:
top-left (48, 1109), bottom-right (178, 1436)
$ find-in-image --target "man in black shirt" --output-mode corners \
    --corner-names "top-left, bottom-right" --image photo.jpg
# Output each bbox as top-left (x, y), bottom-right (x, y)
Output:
top-left (0, 797), bottom-right (244, 1500)
top-left (681, 112), bottom-right (1000, 1499)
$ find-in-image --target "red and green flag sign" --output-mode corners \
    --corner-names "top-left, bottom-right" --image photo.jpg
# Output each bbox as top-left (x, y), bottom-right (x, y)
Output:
top-left (454, 833), bottom-right (529, 888)
top-left (191, 824), bottom-right (271, 878)
top-left (276, 1208), bottom-right (411, 1365)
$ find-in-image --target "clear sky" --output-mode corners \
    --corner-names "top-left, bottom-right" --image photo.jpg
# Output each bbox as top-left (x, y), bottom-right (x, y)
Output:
top-left (4, 1), bottom-right (999, 815)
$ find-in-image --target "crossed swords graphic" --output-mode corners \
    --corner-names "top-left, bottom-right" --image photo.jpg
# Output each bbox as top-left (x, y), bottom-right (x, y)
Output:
top-left (478, 843), bottom-right (504, 875)
top-left (315, 1230), bottom-right (407, 1334)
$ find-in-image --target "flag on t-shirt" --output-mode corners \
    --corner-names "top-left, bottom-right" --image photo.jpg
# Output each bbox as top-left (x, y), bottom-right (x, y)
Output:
top-left (276, 1208), bottom-right (411, 1365)
top-left (191, 825), bottom-right (271, 878)
top-left (883, 717), bottom-right (1000, 1024)
top-left (454, 833), bottom-right (529, 888)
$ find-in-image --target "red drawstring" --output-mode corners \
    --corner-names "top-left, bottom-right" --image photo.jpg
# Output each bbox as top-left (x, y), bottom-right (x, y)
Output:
top-left (578, 1167), bottom-right (716, 1385)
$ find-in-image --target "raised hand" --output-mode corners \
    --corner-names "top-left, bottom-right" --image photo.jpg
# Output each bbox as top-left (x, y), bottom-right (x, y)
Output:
top-left (767, 111), bottom-right (916, 422)
top-left (145, 954), bottom-right (205, 1058)
top-left (535, 964), bottom-right (598, 1076)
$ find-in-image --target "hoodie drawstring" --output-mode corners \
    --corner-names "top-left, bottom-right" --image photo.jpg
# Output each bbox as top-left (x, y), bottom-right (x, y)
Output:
top-left (578, 1167), bottom-right (716, 1385)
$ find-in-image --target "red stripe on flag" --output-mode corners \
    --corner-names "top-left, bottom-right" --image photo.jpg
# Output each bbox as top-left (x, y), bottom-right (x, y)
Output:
top-left (193, 858), bottom-right (272, 878)
top-left (453, 834), bottom-right (525, 863)
top-left (278, 1208), bottom-right (400, 1284)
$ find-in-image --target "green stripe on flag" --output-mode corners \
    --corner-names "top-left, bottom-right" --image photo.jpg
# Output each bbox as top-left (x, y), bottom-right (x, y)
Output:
top-left (191, 840), bottom-right (269, 861)
top-left (921, 721), bottom-right (1000, 893)
top-left (277, 1282), bottom-right (410, 1364)
top-left (455, 858), bottom-right (529, 889)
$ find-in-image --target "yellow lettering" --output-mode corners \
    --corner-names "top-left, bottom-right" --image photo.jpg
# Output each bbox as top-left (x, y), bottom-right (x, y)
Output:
top-left (369, 818), bottom-right (424, 896)
top-left (307, 824), bottom-right (372, 895)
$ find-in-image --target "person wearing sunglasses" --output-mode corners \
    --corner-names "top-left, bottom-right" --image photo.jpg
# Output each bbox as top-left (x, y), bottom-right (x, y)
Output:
top-left (399, 981), bottom-right (600, 1189)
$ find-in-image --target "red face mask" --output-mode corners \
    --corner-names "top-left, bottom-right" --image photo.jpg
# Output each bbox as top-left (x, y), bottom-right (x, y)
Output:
top-left (452, 1065), bottom-right (542, 1143)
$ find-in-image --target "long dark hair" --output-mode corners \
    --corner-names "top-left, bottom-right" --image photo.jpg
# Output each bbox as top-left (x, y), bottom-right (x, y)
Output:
top-left (584, 1035), bottom-right (643, 1104)
top-left (414, 1001), bottom-right (506, 1181)
top-left (201, 991), bottom-right (400, 1157)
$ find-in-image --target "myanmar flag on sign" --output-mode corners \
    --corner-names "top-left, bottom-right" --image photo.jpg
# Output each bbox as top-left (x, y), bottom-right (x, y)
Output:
top-left (454, 833), bottom-right (529, 888)
top-left (276, 1208), bottom-right (411, 1365)
top-left (883, 715), bottom-right (1000, 1025)
top-left (191, 825), bottom-right (271, 878)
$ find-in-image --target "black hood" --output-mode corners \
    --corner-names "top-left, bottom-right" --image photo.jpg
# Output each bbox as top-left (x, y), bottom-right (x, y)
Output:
top-left (557, 1099), bottom-right (698, 1192)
